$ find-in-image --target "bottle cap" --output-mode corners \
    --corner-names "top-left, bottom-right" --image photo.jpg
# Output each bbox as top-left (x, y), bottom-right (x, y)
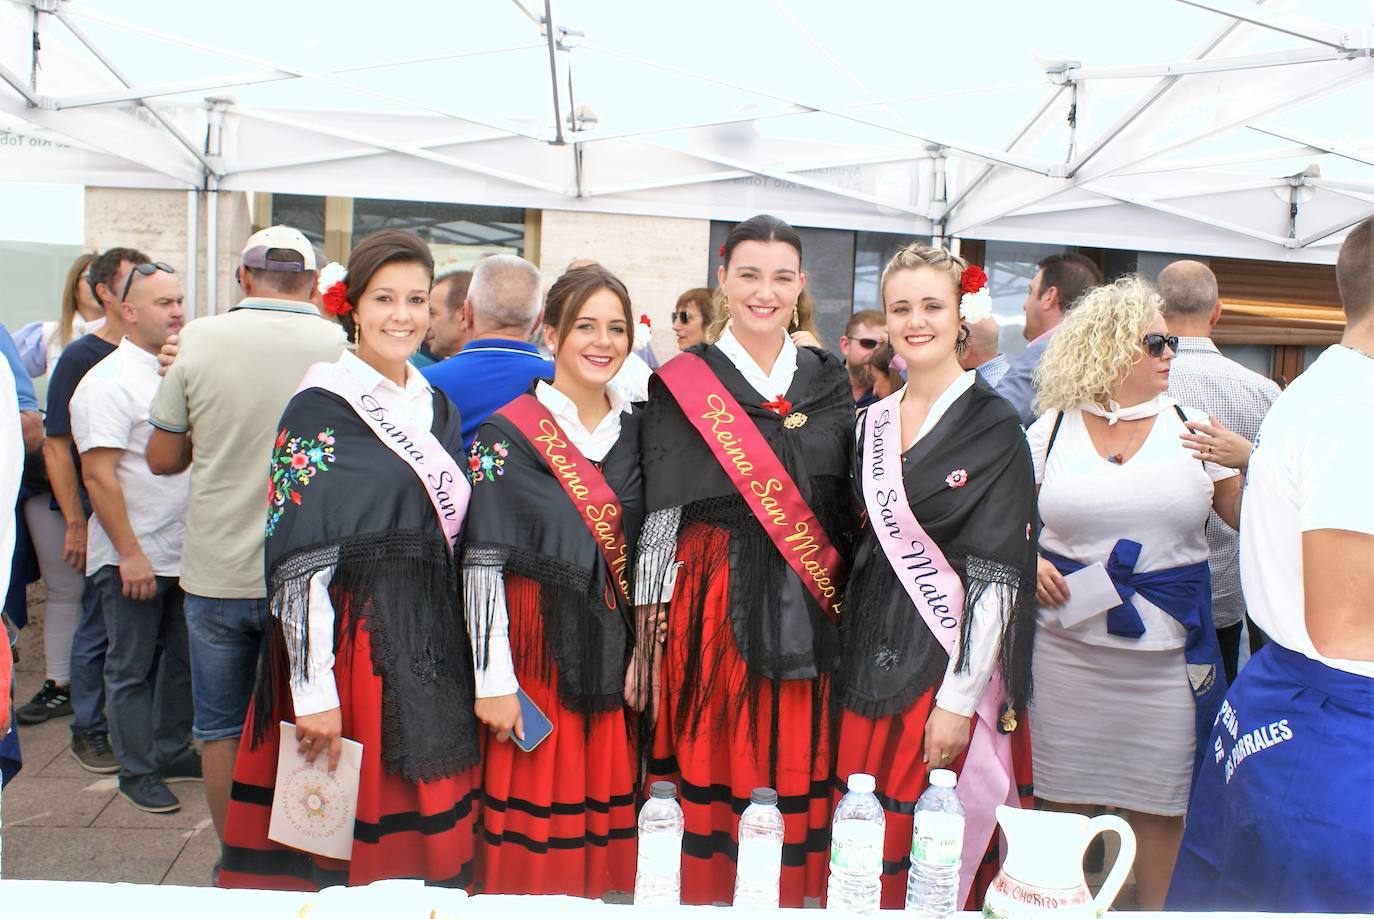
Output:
top-left (750, 787), bottom-right (778, 806)
top-left (847, 773), bottom-right (876, 794)
top-left (929, 768), bottom-right (957, 789)
top-left (649, 780), bottom-right (678, 800)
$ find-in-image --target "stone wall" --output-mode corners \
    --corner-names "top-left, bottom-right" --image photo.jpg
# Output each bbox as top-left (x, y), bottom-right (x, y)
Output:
top-left (84, 187), bottom-right (252, 317)
top-left (535, 209), bottom-right (710, 361)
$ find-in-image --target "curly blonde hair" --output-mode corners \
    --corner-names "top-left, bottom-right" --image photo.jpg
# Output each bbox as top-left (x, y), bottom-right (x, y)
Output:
top-left (880, 242), bottom-right (966, 304)
top-left (1034, 274), bottom-right (1163, 414)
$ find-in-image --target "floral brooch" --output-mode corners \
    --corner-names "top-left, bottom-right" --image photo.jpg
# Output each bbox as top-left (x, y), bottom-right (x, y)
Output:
top-left (945, 468), bottom-right (969, 489)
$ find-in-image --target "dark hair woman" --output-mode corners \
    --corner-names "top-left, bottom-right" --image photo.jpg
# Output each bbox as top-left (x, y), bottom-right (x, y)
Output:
top-left (461, 264), bottom-right (645, 897)
top-left (220, 229), bottom-right (482, 890)
top-left (834, 243), bottom-right (1037, 908)
top-left (637, 214), bottom-right (857, 906)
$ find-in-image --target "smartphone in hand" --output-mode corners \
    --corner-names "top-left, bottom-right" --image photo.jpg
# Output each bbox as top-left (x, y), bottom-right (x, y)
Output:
top-left (512, 688), bottom-right (554, 752)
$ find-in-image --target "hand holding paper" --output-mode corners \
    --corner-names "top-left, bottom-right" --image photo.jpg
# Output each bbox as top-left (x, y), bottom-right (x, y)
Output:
top-left (269, 721), bottom-right (363, 861)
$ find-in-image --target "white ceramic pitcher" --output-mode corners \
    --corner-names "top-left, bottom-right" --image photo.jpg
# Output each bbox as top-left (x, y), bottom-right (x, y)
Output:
top-left (982, 805), bottom-right (1136, 919)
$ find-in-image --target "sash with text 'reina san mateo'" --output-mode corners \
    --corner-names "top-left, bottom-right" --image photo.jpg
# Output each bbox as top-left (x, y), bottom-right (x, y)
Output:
top-left (296, 362), bottom-right (469, 555)
top-left (861, 390), bottom-right (1018, 906)
top-left (655, 352), bottom-right (843, 622)
top-left (499, 394), bottom-right (631, 608)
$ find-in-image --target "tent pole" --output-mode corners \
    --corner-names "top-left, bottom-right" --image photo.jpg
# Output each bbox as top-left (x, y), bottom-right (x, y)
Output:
top-left (206, 186), bottom-right (218, 315)
top-left (186, 189), bottom-right (199, 320)
top-left (543, 0), bottom-right (565, 145)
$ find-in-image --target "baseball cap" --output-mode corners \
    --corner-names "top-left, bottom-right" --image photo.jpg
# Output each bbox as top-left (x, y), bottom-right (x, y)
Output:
top-left (241, 226), bottom-right (317, 272)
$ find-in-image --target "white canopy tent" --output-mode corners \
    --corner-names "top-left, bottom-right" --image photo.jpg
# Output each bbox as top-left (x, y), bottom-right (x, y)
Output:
top-left (1, 0), bottom-right (1371, 274)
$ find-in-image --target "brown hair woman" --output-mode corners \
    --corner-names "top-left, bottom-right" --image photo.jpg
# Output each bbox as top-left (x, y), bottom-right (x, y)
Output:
top-left (219, 229), bottom-right (481, 890)
top-left (461, 263), bottom-right (645, 896)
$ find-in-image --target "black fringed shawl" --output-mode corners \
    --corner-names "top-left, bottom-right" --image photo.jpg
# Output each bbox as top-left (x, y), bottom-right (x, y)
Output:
top-left (253, 386), bottom-right (480, 783)
top-left (460, 404), bottom-right (645, 714)
top-left (639, 344), bottom-right (858, 736)
top-left (836, 380), bottom-right (1038, 720)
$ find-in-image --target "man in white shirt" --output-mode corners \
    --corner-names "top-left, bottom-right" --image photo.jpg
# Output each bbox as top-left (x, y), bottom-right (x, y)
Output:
top-left (1168, 218), bottom-right (1374, 913)
top-left (71, 264), bottom-right (196, 814)
top-left (1159, 260), bottom-right (1280, 681)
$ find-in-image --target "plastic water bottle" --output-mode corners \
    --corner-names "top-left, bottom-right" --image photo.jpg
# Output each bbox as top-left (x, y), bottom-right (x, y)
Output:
top-left (734, 787), bottom-right (785, 908)
top-left (826, 772), bottom-right (885, 915)
top-left (905, 769), bottom-right (966, 917)
top-left (635, 780), bottom-right (685, 906)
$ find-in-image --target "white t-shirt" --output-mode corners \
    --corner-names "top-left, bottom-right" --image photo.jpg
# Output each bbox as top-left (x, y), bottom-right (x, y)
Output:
top-left (70, 338), bottom-right (192, 577)
top-left (1240, 345), bottom-right (1374, 678)
top-left (1027, 399), bottom-right (1236, 650)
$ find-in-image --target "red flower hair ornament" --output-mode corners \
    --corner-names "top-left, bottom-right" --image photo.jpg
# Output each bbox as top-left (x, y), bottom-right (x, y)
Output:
top-left (958, 264), bottom-right (992, 323)
top-left (317, 261), bottom-right (352, 317)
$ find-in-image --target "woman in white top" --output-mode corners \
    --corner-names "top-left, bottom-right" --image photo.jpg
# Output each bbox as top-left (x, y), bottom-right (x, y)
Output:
top-left (10, 251), bottom-right (101, 726)
top-left (461, 265), bottom-right (644, 897)
top-left (1027, 276), bottom-right (1242, 910)
top-left (835, 244), bottom-right (1037, 908)
top-left (220, 229), bottom-right (480, 891)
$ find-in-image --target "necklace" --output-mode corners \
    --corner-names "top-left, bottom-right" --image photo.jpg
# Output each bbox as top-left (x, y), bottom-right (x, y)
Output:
top-left (1103, 419), bottom-right (1149, 464)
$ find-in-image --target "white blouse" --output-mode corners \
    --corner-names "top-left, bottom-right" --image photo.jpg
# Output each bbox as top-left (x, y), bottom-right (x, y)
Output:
top-left (1027, 398), bottom-right (1237, 652)
top-left (289, 351), bottom-right (437, 716)
top-left (861, 372), bottom-right (1001, 719)
top-left (465, 381), bottom-right (635, 699)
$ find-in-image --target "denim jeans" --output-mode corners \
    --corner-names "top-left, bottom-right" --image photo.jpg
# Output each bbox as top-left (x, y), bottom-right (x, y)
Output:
top-left (68, 575), bottom-right (107, 736)
top-left (94, 566), bottom-right (193, 780)
top-left (183, 593), bottom-right (271, 742)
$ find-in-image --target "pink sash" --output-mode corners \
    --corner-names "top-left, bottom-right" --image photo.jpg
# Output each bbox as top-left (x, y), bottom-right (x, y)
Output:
top-left (297, 361), bottom-right (470, 555)
top-left (860, 390), bottom-right (1018, 904)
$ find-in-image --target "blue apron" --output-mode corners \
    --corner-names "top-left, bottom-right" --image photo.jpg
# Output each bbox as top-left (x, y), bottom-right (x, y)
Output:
top-left (1168, 643), bottom-right (1374, 913)
top-left (1042, 539), bottom-right (1225, 771)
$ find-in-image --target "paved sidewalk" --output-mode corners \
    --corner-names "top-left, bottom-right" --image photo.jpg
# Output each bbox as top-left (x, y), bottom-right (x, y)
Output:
top-left (2, 600), bottom-right (219, 885)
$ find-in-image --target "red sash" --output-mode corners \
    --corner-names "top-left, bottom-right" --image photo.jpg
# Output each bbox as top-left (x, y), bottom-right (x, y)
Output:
top-left (500, 394), bottom-right (631, 609)
top-left (655, 352), bottom-right (844, 621)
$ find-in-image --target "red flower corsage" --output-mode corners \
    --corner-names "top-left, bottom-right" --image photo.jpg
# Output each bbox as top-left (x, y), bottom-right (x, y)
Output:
top-left (945, 468), bottom-right (969, 489)
top-left (761, 395), bottom-right (793, 416)
top-left (639, 313), bottom-right (652, 328)
top-left (960, 264), bottom-right (988, 295)
top-left (718, 242), bottom-right (726, 258)
top-left (322, 281), bottom-right (352, 317)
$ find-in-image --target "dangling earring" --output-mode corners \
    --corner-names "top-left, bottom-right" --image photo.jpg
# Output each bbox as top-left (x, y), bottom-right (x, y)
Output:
top-left (350, 322), bottom-right (359, 345)
top-left (790, 307), bottom-right (800, 331)
top-left (955, 324), bottom-right (971, 355)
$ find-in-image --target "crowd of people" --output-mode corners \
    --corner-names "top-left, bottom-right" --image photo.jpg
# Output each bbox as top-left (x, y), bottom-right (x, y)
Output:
top-left (0, 211), bottom-right (1370, 914)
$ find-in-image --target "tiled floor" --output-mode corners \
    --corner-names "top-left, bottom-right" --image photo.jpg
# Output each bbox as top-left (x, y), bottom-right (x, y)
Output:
top-left (2, 601), bottom-right (219, 885)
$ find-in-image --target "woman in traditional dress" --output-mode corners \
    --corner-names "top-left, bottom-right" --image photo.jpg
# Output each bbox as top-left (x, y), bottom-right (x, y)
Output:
top-left (219, 229), bottom-right (481, 890)
top-left (637, 214), bottom-right (856, 907)
top-left (462, 264), bottom-right (644, 897)
top-left (834, 244), bottom-right (1038, 909)
top-left (1028, 276), bottom-right (1241, 910)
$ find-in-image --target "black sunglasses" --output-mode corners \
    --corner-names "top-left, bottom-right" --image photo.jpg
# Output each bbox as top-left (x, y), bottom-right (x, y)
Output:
top-left (672, 311), bottom-right (696, 324)
top-left (120, 262), bottom-right (175, 302)
top-left (1143, 333), bottom-right (1179, 358)
top-left (853, 337), bottom-right (883, 350)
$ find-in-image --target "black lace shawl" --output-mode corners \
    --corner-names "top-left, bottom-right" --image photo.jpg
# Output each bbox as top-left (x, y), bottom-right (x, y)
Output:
top-left (639, 344), bottom-right (859, 740)
top-left (835, 380), bottom-right (1038, 720)
top-left (460, 405), bottom-right (645, 715)
top-left (251, 385), bottom-right (480, 783)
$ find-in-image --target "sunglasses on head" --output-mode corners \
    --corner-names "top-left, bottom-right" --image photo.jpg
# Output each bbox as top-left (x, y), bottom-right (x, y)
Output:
top-left (120, 262), bottom-right (175, 302)
top-left (672, 310), bottom-right (696, 324)
top-left (1143, 332), bottom-right (1179, 358)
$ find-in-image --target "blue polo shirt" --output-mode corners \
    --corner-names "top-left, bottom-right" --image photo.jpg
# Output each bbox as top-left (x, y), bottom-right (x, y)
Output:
top-left (422, 338), bottom-right (554, 449)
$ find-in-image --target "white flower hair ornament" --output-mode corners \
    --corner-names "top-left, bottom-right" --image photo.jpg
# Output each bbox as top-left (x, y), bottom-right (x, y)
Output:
top-left (317, 262), bottom-right (351, 316)
top-left (958, 264), bottom-right (992, 324)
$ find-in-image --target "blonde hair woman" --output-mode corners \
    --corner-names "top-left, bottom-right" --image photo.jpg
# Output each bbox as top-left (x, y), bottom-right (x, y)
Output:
top-left (16, 251), bottom-right (104, 379)
top-left (1026, 276), bottom-right (1242, 910)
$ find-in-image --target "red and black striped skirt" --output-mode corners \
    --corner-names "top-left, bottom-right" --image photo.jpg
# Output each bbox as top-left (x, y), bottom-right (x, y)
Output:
top-left (648, 523), bottom-right (833, 907)
top-left (476, 575), bottom-right (637, 898)
top-left (834, 695), bottom-right (1035, 910)
top-left (219, 620), bottom-right (479, 891)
